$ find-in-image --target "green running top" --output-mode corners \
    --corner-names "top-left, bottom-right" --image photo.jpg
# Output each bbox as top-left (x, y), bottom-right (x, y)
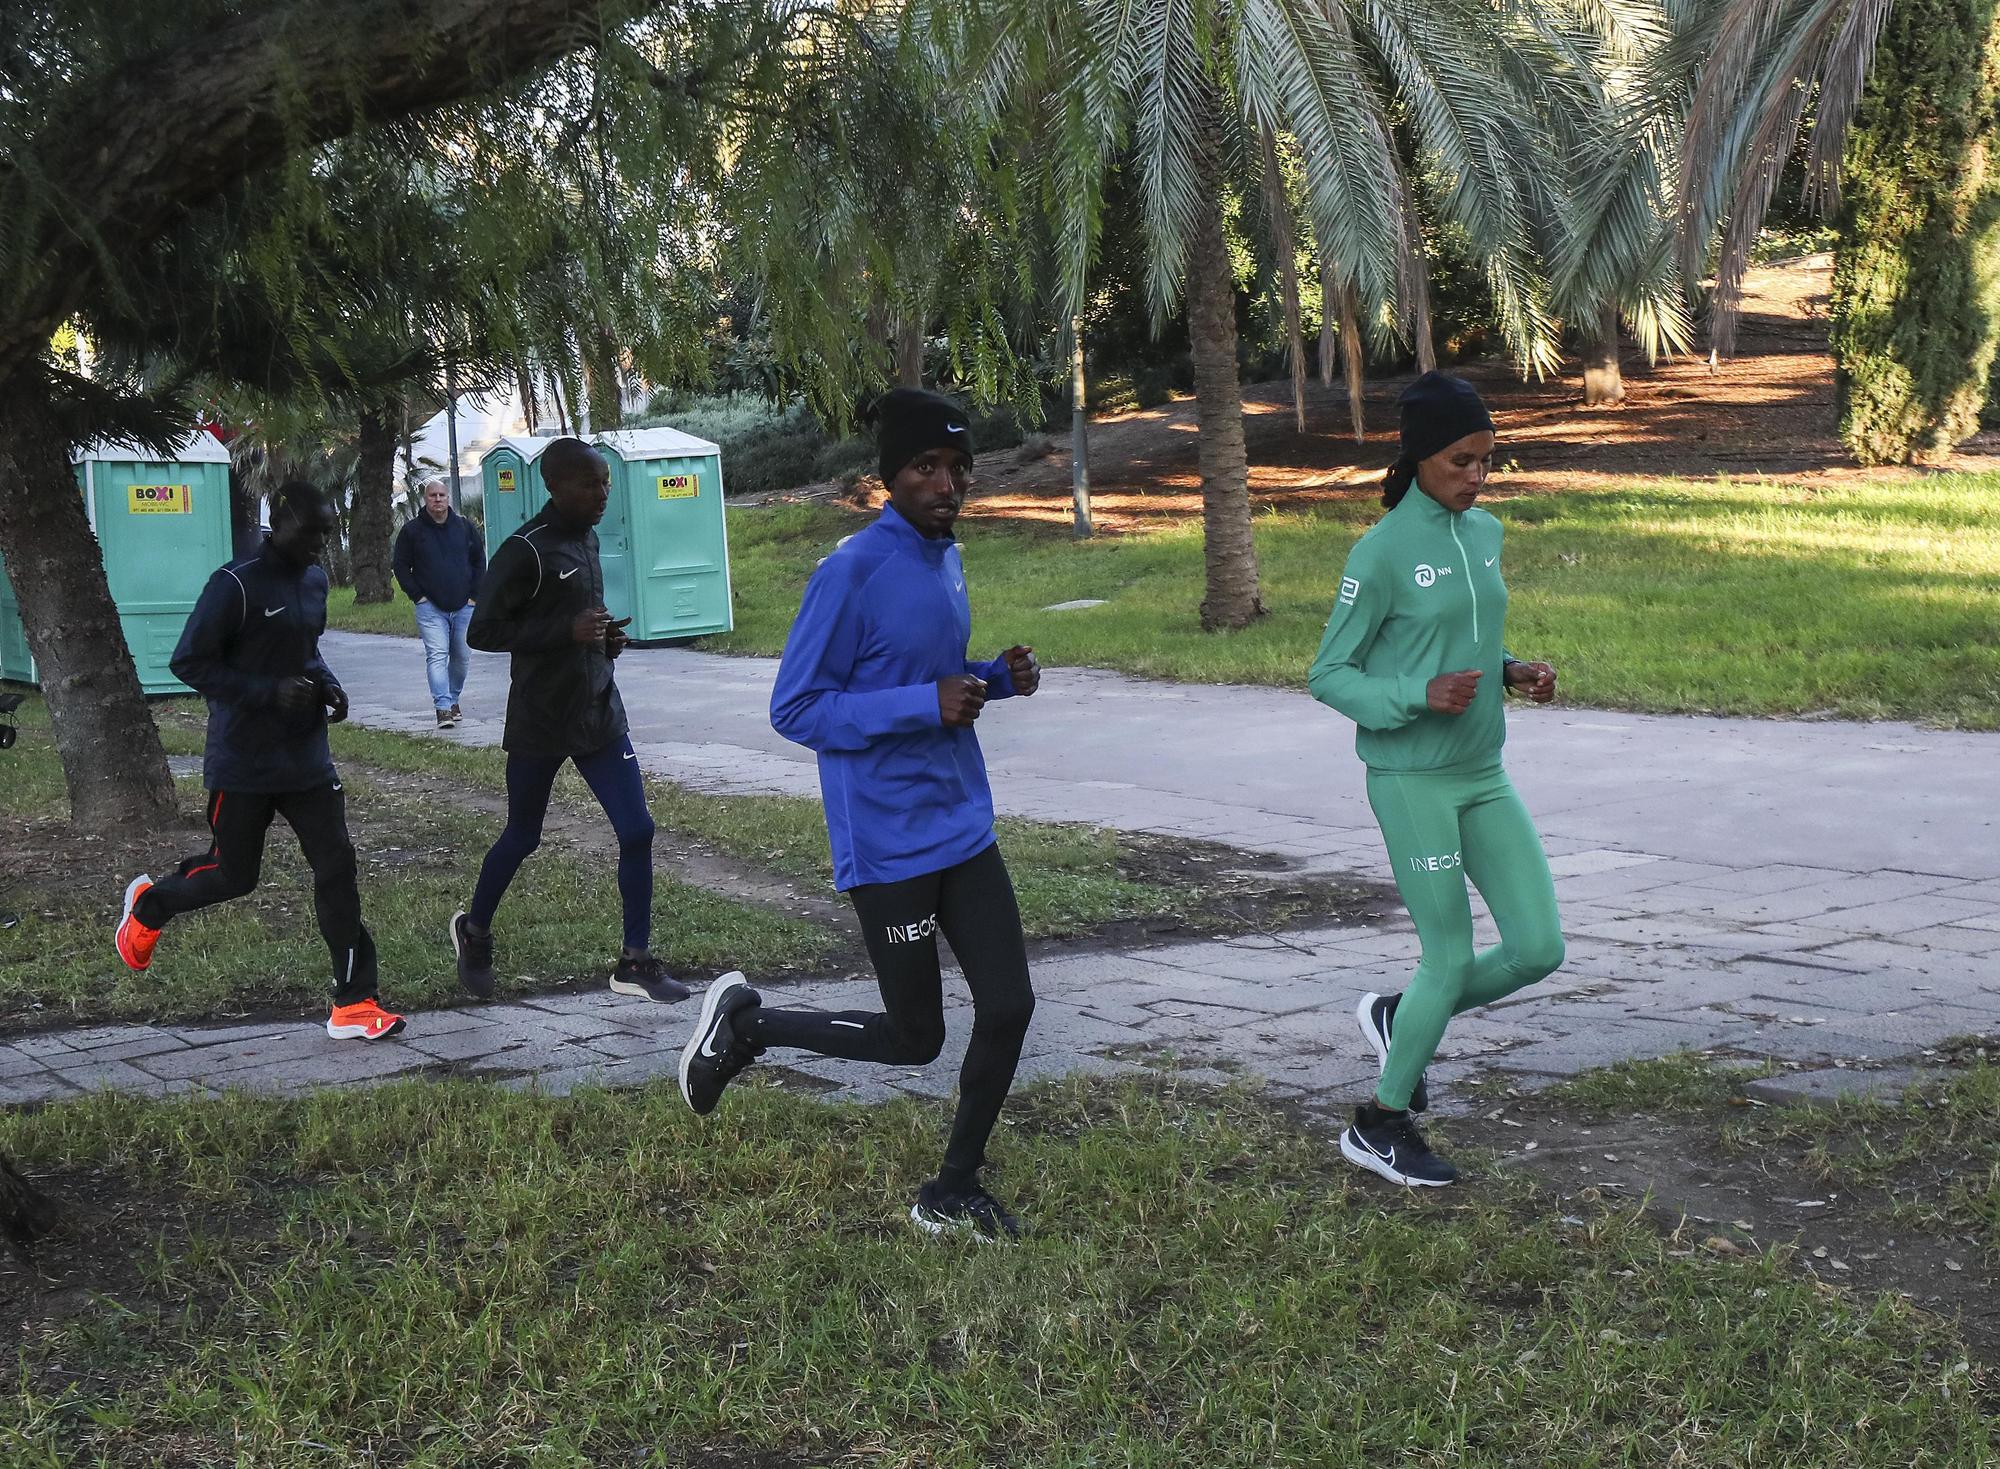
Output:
top-left (1308, 488), bottom-right (1515, 774)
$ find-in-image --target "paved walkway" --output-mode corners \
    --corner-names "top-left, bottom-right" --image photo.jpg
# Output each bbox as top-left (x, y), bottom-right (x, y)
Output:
top-left (4, 632), bottom-right (1994, 1113)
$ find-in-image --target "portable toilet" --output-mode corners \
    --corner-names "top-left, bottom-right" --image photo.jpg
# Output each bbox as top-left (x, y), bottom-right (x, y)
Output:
top-left (592, 427), bottom-right (733, 641)
top-left (479, 435), bottom-right (553, 551)
top-left (0, 432), bottom-right (234, 694)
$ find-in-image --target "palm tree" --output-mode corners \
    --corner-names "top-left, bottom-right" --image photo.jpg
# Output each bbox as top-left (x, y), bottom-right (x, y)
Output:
top-left (951, 0), bottom-right (1574, 629)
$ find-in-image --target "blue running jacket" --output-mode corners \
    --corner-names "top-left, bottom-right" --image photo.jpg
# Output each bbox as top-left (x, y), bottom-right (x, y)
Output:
top-left (770, 502), bottom-right (1018, 889)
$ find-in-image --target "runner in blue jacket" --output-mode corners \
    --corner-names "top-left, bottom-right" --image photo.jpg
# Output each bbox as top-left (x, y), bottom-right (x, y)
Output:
top-left (680, 388), bottom-right (1042, 1240)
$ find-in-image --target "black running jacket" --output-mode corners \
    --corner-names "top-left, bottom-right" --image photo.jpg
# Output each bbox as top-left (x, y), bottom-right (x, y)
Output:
top-left (467, 507), bottom-right (628, 757)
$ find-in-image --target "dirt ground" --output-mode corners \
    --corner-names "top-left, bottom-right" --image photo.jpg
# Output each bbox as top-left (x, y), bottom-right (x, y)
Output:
top-left (780, 255), bottom-right (1997, 533)
top-left (1455, 1061), bottom-right (2000, 1364)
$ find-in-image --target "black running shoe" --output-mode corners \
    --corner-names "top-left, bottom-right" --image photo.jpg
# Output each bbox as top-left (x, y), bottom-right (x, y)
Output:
top-left (451, 910), bottom-right (495, 1000)
top-left (679, 971), bottom-right (760, 1115)
top-left (1339, 1102), bottom-right (1456, 1187)
top-left (909, 1178), bottom-right (1024, 1242)
top-left (1356, 990), bottom-right (1429, 1114)
top-left (610, 952), bottom-right (691, 1002)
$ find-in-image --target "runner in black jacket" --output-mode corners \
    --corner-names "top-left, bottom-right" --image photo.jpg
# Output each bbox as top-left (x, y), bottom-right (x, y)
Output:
top-left (451, 437), bottom-right (688, 1004)
top-left (114, 483), bottom-right (406, 1042)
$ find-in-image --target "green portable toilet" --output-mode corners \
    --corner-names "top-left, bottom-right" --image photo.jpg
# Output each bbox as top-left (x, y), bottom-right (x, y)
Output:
top-left (479, 435), bottom-right (553, 551)
top-left (592, 427), bottom-right (733, 641)
top-left (0, 432), bottom-right (233, 694)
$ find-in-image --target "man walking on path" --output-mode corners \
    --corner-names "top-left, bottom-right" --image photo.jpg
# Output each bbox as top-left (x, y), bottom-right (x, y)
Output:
top-left (393, 477), bottom-right (485, 729)
top-left (679, 388), bottom-right (1042, 1242)
top-left (114, 483), bottom-right (406, 1042)
top-left (452, 437), bottom-right (687, 1006)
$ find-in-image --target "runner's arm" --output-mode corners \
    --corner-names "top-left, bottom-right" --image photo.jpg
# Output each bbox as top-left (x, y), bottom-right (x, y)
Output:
top-left (1307, 554), bottom-right (1430, 730)
top-left (169, 569), bottom-right (276, 706)
top-left (771, 564), bottom-right (939, 750)
top-left (466, 539), bottom-right (571, 653)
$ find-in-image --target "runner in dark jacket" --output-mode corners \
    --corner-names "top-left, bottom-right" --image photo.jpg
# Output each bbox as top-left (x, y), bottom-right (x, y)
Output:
top-left (114, 483), bottom-right (406, 1042)
top-left (450, 437), bottom-right (687, 1005)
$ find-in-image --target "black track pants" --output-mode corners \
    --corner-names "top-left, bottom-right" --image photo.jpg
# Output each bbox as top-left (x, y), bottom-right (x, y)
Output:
top-left (745, 842), bottom-right (1035, 1183)
top-left (134, 781), bottom-right (378, 1005)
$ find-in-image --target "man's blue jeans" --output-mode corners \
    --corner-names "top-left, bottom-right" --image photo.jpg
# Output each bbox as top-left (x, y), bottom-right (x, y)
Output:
top-left (414, 600), bottom-right (474, 710)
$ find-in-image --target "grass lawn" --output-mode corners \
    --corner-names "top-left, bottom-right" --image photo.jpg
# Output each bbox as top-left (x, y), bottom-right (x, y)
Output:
top-left (324, 583), bottom-right (420, 636)
top-left (3, 1074), bottom-right (1993, 1467)
top-left (712, 474), bottom-right (2000, 727)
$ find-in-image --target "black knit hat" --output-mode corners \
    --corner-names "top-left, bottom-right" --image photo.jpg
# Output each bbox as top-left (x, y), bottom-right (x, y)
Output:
top-left (1397, 372), bottom-right (1494, 466)
top-left (1400, 370), bottom-right (1496, 462)
top-left (872, 387), bottom-right (974, 485)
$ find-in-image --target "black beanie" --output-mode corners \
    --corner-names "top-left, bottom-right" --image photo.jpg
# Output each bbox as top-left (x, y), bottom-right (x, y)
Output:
top-left (1397, 372), bottom-right (1494, 466)
top-left (872, 387), bottom-right (974, 485)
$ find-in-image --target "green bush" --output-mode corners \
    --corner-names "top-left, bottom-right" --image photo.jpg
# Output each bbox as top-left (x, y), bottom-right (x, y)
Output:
top-left (1830, 0), bottom-right (2000, 464)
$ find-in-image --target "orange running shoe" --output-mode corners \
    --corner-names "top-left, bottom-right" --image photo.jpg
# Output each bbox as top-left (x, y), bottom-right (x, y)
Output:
top-left (115, 875), bottom-right (161, 971)
top-left (326, 998), bottom-right (407, 1041)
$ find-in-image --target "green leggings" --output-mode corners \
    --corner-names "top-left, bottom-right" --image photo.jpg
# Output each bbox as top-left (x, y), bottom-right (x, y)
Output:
top-left (1366, 763), bottom-right (1565, 1110)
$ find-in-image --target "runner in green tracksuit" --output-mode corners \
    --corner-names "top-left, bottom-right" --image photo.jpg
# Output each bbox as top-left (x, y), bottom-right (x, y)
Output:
top-left (1309, 371), bottom-right (1565, 1187)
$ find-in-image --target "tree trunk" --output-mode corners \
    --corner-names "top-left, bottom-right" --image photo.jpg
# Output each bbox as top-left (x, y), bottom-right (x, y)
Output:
top-left (1070, 318), bottom-right (1093, 538)
top-left (1582, 299), bottom-right (1626, 406)
top-left (0, 385), bottom-right (177, 829)
top-left (1187, 148), bottom-right (1266, 632)
top-left (895, 316), bottom-right (925, 388)
top-left (1339, 277), bottom-right (1367, 445)
top-left (349, 403), bottom-right (397, 604)
top-left (1259, 128), bottom-right (1308, 432)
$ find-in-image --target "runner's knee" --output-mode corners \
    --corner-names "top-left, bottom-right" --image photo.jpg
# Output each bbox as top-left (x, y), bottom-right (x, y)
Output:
top-left (1508, 930), bottom-right (1565, 980)
top-left (973, 985), bottom-right (1035, 1039)
top-left (613, 809), bottom-right (655, 852)
top-left (888, 1014), bottom-right (948, 1064)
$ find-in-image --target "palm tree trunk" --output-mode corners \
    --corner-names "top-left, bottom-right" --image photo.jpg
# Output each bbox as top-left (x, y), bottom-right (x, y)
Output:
top-left (1582, 299), bottom-right (1625, 406)
top-left (0, 385), bottom-right (177, 829)
top-left (1259, 129), bottom-right (1308, 432)
top-left (1339, 275), bottom-right (1367, 445)
top-left (349, 403), bottom-right (397, 604)
top-left (1187, 151), bottom-right (1266, 632)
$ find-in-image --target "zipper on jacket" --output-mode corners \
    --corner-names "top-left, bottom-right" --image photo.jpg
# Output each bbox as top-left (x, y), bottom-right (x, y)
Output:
top-left (1449, 517), bottom-right (1478, 643)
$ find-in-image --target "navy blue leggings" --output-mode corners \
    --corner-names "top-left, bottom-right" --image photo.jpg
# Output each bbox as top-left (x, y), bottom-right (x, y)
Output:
top-left (469, 733), bottom-right (655, 952)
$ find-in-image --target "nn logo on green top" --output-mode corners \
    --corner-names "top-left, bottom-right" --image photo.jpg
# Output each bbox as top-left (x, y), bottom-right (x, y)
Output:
top-left (1413, 562), bottom-right (1452, 588)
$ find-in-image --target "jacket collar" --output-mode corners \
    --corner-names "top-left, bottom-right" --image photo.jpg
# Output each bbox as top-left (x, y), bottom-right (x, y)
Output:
top-left (876, 500), bottom-right (954, 562)
top-left (1395, 486), bottom-right (1462, 525)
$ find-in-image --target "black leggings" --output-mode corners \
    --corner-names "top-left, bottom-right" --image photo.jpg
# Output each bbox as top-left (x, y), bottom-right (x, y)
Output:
top-left (135, 782), bottom-right (378, 1005)
top-left (744, 842), bottom-right (1035, 1184)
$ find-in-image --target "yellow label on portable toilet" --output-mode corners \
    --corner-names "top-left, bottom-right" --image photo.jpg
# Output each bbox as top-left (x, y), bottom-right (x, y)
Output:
top-left (129, 484), bottom-right (192, 514)
top-left (657, 474), bottom-right (698, 500)
top-left (496, 468), bottom-right (517, 492)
